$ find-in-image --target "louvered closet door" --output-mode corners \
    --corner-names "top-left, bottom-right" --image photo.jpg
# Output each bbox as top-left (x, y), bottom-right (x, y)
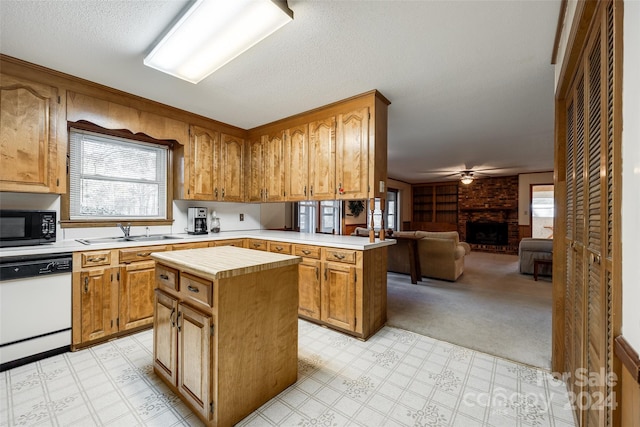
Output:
top-left (561, 2), bottom-right (620, 426)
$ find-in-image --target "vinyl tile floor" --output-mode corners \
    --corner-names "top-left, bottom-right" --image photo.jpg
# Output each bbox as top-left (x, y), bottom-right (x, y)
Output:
top-left (1, 320), bottom-right (576, 427)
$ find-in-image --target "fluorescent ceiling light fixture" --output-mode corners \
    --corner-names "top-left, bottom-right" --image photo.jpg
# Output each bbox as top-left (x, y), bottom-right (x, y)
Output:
top-left (460, 171), bottom-right (474, 185)
top-left (144, 0), bottom-right (293, 84)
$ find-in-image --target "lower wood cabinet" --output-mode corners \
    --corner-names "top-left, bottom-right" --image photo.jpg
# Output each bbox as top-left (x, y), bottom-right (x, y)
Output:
top-left (119, 260), bottom-right (155, 331)
top-left (321, 261), bottom-right (357, 332)
top-left (155, 290), bottom-right (213, 422)
top-left (291, 244), bottom-right (388, 340)
top-left (152, 250), bottom-right (298, 427)
top-left (297, 258), bottom-right (321, 319)
top-left (78, 267), bottom-right (117, 343)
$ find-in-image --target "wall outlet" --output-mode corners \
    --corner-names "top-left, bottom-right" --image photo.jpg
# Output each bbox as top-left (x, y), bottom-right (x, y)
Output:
top-left (239, 213), bottom-right (244, 221)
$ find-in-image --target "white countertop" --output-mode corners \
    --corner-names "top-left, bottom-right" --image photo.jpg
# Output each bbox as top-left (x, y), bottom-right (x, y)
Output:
top-left (151, 246), bottom-right (302, 280)
top-left (0, 229), bottom-right (395, 258)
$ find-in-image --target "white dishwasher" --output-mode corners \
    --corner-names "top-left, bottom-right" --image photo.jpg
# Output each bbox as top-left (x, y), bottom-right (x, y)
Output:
top-left (0, 252), bottom-right (72, 371)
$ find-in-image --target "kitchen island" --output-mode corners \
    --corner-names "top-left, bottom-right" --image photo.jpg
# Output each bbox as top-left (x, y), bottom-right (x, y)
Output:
top-left (151, 246), bottom-right (301, 427)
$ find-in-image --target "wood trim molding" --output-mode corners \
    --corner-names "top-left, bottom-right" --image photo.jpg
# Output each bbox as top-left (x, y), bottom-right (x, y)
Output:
top-left (615, 335), bottom-right (640, 385)
top-left (551, 0), bottom-right (568, 64)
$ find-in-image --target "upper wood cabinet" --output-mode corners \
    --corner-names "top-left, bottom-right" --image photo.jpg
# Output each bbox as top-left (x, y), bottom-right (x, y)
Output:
top-left (308, 116), bottom-right (336, 200)
top-left (263, 131), bottom-right (286, 202)
top-left (219, 133), bottom-right (244, 202)
top-left (245, 138), bottom-right (264, 202)
top-left (0, 73), bottom-right (65, 193)
top-left (177, 126), bottom-right (244, 201)
top-left (336, 107), bottom-right (369, 200)
top-left (285, 124), bottom-right (309, 201)
top-left (185, 125), bottom-right (219, 200)
top-left (247, 90), bottom-right (388, 203)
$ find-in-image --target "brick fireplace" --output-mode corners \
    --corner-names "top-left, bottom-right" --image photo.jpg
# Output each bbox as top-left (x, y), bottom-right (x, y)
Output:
top-left (458, 176), bottom-right (519, 254)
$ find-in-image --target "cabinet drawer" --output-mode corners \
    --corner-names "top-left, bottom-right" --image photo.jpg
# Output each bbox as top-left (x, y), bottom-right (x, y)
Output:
top-left (119, 245), bottom-right (168, 263)
top-left (156, 264), bottom-right (179, 291)
top-left (268, 241), bottom-right (292, 254)
top-left (247, 239), bottom-right (267, 251)
top-left (294, 245), bottom-right (321, 259)
top-left (324, 248), bottom-right (357, 264)
top-left (214, 239), bottom-right (244, 247)
top-left (172, 242), bottom-right (209, 251)
top-left (181, 273), bottom-right (213, 308)
top-left (81, 250), bottom-right (112, 268)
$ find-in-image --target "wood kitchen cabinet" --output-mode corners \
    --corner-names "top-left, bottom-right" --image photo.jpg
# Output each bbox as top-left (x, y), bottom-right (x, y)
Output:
top-left (152, 246), bottom-right (299, 426)
top-left (219, 133), bottom-right (244, 202)
top-left (119, 260), bottom-right (156, 331)
top-left (245, 138), bottom-right (264, 202)
top-left (177, 126), bottom-right (244, 201)
top-left (185, 125), bottom-right (219, 200)
top-left (322, 261), bottom-right (357, 332)
top-left (290, 243), bottom-right (388, 340)
top-left (72, 245), bottom-right (167, 349)
top-left (263, 131), bottom-right (286, 202)
top-left (308, 116), bottom-right (336, 200)
top-left (245, 131), bottom-right (285, 202)
top-left (0, 72), bottom-right (65, 193)
top-left (285, 124), bottom-right (309, 201)
top-left (247, 90), bottom-right (388, 203)
top-left (78, 267), bottom-right (117, 343)
top-left (335, 107), bottom-right (370, 200)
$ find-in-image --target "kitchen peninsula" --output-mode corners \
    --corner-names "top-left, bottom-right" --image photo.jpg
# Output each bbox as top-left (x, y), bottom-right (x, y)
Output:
top-left (151, 245), bottom-right (301, 427)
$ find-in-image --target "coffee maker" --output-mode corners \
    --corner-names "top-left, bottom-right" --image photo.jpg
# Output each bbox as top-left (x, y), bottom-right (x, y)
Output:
top-left (187, 207), bottom-right (208, 234)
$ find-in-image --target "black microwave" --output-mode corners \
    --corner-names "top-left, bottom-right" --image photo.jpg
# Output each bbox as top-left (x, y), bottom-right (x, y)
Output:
top-left (0, 210), bottom-right (57, 247)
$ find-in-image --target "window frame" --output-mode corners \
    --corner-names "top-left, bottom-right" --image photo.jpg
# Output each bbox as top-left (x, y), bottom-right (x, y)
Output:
top-left (61, 122), bottom-right (175, 228)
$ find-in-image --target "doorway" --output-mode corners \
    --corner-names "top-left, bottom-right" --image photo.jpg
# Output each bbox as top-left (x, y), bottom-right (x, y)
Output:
top-left (530, 184), bottom-right (554, 239)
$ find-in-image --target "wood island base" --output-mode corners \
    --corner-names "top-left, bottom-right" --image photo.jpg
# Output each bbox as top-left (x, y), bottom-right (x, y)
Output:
top-left (151, 246), bottom-right (301, 427)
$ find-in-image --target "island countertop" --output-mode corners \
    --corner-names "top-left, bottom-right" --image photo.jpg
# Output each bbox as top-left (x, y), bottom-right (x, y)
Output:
top-left (150, 245), bottom-right (301, 281)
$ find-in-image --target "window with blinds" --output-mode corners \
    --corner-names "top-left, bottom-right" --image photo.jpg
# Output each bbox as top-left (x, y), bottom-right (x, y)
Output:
top-left (69, 129), bottom-right (168, 220)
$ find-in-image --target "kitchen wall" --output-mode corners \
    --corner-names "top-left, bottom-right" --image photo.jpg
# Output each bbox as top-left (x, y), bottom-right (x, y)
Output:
top-left (0, 192), bottom-right (268, 241)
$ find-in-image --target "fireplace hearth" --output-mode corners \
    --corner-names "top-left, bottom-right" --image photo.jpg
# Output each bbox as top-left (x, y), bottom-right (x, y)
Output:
top-left (466, 221), bottom-right (508, 246)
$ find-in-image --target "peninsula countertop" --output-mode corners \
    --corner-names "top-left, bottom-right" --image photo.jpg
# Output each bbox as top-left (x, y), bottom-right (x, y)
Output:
top-left (0, 230), bottom-right (396, 258)
top-left (150, 245), bottom-right (302, 281)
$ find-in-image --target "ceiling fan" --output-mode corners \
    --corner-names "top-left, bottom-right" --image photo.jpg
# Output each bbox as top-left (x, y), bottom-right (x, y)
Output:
top-left (417, 167), bottom-right (504, 184)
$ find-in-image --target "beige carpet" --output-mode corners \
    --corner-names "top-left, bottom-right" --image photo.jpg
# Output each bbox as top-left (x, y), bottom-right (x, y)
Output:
top-left (386, 251), bottom-right (552, 369)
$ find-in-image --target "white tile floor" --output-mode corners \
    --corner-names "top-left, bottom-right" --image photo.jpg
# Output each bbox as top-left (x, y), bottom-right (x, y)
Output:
top-left (1, 320), bottom-right (576, 426)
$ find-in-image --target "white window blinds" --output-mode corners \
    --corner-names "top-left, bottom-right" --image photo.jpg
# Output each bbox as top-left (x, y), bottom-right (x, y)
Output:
top-left (69, 129), bottom-right (168, 220)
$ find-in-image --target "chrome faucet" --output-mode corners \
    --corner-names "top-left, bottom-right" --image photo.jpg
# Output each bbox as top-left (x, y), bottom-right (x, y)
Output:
top-left (117, 223), bottom-right (131, 237)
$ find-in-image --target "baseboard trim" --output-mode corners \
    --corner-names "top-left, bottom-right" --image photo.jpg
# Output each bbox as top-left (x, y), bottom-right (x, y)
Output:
top-left (615, 335), bottom-right (640, 385)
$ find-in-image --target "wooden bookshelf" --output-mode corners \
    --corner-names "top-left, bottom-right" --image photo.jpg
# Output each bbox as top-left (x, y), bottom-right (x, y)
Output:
top-left (411, 183), bottom-right (458, 231)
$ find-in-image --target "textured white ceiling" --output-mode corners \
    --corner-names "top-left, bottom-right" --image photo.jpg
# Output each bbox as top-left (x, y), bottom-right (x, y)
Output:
top-left (0, 0), bottom-right (560, 183)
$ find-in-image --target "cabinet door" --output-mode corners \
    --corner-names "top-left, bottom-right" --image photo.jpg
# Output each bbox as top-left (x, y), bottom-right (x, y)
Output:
top-left (154, 289), bottom-right (178, 386)
top-left (119, 261), bottom-right (155, 331)
top-left (298, 258), bottom-right (321, 320)
top-left (309, 117), bottom-right (336, 200)
top-left (263, 131), bottom-right (285, 201)
top-left (321, 262), bottom-right (356, 331)
top-left (188, 125), bottom-right (219, 200)
top-left (178, 303), bottom-right (213, 422)
top-left (220, 133), bottom-right (244, 202)
top-left (336, 108), bottom-right (369, 199)
top-left (285, 124), bottom-right (309, 201)
top-left (245, 138), bottom-right (264, 202)
top-left (0, 73), bottom-right (61, 193)
top-left (80, 268), bottom-right (115, 342)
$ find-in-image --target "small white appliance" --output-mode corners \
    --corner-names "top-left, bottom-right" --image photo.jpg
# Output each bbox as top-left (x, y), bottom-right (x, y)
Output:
top-left (187, 207), bottom-right (208, 234)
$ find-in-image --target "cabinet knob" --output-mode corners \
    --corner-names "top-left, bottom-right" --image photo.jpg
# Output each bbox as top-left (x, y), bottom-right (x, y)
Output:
top-left (84, 277), bottom-right (89, 293)
top-left (334, 253), bottom-right (345, 260)
top-left (187, 285), bottom-right (200, 293)
top-left (160, 274), bottom-right (169, 280)
top-left (302, 250), bottom-right (311, 255)
top-left (88, 257), bottom-right (106, 262)
top-left (137, 252), bottom-right (151, 257)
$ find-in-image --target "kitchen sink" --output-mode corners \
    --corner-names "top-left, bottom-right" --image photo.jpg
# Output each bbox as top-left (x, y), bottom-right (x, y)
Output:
top-left (76, 234), bottom-right (184, 245)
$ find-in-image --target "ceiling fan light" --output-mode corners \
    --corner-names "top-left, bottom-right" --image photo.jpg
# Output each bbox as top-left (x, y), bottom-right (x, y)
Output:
top-left (460, 172), bottom-right (474, 185)
top-left (144, 0), bottom-right (293, 84)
